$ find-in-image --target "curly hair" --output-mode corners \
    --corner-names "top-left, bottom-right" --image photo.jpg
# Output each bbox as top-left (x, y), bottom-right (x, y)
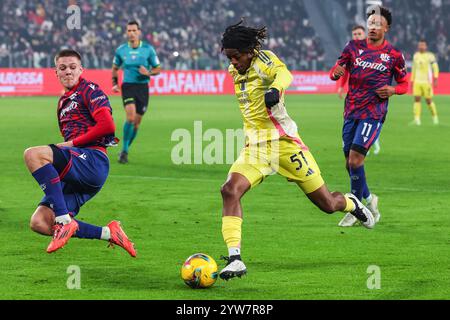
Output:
top-left (221, 19), bottom-right (267, 53)
top-left (367, 6), bottom-right (392, 26)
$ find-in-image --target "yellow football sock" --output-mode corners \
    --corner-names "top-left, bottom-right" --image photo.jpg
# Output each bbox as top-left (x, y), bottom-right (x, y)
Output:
top-left (414, 102), bottom-right (422, 120)
top-left (428, 102), bottom-right (438, 117)
top-left (343, 195), bottom-right (355, 213)
top-left (222, 216), bottom-right (242, 249)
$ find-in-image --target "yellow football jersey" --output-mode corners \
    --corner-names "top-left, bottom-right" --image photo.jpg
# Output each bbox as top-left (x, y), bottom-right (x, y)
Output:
top-left (228, 50), bottom-right (299, 144)
top-left (412, 52), bottom-right (439, 84)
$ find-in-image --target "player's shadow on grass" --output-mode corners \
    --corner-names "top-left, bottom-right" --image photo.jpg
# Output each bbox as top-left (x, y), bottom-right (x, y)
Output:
top-left (82, 266), bottom-right (186, 291)
top-left (250, 260), bottom-right (358, 271)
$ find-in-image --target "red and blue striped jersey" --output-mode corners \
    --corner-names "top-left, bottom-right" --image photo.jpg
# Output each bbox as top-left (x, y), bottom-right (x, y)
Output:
top-left (335, 39), bottom-right (408, 121)
top-left (57, 78), bottom-right (115, 148)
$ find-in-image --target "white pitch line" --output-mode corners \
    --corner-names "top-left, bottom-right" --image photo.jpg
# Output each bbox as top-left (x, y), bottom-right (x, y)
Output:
top-left (109, 174), bottom-right (449, 193)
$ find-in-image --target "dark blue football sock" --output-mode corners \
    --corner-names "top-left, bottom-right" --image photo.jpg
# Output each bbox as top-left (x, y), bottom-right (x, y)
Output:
top-left (32, 164), bottom-right (68, 217)
top-left (363, 183), bottom-right (371, 200)
top-left (74, 219), bottom-right (102, 239)
top-left (349, 165), bottom-right (367, 201)
top-left (347, 166), bottom-right (370, 199)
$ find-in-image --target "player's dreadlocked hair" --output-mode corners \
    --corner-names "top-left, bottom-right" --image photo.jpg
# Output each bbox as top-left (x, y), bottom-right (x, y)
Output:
top-left (221, 19), bottom-right (267, 53)
top-left (367, 6), bottom-right (392, 27)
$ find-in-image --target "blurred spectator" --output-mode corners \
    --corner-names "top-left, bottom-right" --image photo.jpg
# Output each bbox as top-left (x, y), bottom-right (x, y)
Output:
top-left (0, 0), bottom-right (324, 70)
top-left (3, 0), bottom-right (449, 71)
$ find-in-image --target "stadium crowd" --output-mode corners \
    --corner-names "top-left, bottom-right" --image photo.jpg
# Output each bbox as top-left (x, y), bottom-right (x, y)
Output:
top-left (1, 0), bottom-right (448, 71)
top-left (0, 0), bottom-right (324, 70)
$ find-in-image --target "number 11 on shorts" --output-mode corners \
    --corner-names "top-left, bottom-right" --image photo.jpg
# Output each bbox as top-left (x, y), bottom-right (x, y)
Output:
top-left (361, 122), bottom-right (373, 138)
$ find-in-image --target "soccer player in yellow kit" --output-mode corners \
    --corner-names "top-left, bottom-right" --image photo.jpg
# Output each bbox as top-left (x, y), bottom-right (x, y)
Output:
top-left (412, 40), bottom-right (440, 125)
top-left (218, 21), bottom-right (375, 280)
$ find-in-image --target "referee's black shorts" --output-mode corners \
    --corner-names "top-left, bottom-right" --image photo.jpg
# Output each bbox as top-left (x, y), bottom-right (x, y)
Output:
top-left (121, 83), bottom-right (149, 115)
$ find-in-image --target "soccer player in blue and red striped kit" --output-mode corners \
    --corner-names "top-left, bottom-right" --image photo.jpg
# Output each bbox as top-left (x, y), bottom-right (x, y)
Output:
top-left (24, 49), bottom-right (136, 256)
top-left (330, 6), bottom-right (408, 227)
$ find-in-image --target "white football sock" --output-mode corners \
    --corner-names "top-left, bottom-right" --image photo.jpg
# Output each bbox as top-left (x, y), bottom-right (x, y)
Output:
top-left (55, 214), bottom-right (72, 225)
top-left (101, 226), bottom-right (111, 241)
top-left (228, 247), bottom-right (240, 257)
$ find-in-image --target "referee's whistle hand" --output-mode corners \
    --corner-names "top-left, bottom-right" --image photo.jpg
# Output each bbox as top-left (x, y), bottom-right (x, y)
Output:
top-left (112, 85), bottom-right (120, 93)
top-left (139, 66), bottom-right (150, 76)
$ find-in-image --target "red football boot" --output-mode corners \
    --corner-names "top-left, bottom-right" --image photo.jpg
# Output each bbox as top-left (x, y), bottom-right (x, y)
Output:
top-left (107, 221), bottom-right (137, 257)
top-left (47, 220), bottom-right (79, 253)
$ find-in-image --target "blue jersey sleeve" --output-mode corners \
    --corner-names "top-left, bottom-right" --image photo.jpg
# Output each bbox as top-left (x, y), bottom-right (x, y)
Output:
top-left (336, 41), bottom-right (353, 70)
top-left (85, 85), bottom-right (112, 115)
top-left (113, 47), bottom-right (123, 67)
top-left (148, 46), bottom-right (160, 68)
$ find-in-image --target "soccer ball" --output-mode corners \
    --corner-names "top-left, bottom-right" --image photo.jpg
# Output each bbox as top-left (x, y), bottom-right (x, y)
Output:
top-left (181, 253), bottom-right (218, 288)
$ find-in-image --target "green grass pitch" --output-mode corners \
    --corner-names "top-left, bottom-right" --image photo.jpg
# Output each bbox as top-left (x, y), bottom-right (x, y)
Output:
top-left (0, 94), bottom-right (449, 299)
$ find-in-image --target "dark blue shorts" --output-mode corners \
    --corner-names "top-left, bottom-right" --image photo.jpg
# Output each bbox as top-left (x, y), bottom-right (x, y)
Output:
top-left (39, 146), bottom-right (109, 216)
top-left (342, 119), bottom-right (383, 157)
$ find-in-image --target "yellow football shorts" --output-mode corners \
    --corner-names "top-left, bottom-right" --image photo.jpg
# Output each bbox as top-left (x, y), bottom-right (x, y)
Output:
top-left (229, 137), bottom-right (324, 194)
top-left (413, 83), bottom-right (433, 99)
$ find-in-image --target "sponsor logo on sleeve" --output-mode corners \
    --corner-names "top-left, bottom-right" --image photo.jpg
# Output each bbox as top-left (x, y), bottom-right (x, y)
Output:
top-left (90, 95), bottom-right (106, 103)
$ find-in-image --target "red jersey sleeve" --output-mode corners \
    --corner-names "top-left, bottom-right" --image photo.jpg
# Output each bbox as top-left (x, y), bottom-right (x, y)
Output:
top-left (393, 52), bottom-right (408, 95)
top-left (72, 84), bottom-right (115, 147)
top-left (330, 42), bottom-right (353, 81)
top-left (72, 108), bottom-right (115, 147)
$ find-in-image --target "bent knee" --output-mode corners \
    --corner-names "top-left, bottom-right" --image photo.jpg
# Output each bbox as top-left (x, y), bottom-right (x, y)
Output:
top-left (220, 183), bottom-right (235, 199)
top-left (23, 147), bottom-right (38, 163)
top-left (220, 183), bottom-right (244, 200)
top-left (24, 146), bottom-right (52, 164)
top-left (30, 216), bottom-right (53, 235)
